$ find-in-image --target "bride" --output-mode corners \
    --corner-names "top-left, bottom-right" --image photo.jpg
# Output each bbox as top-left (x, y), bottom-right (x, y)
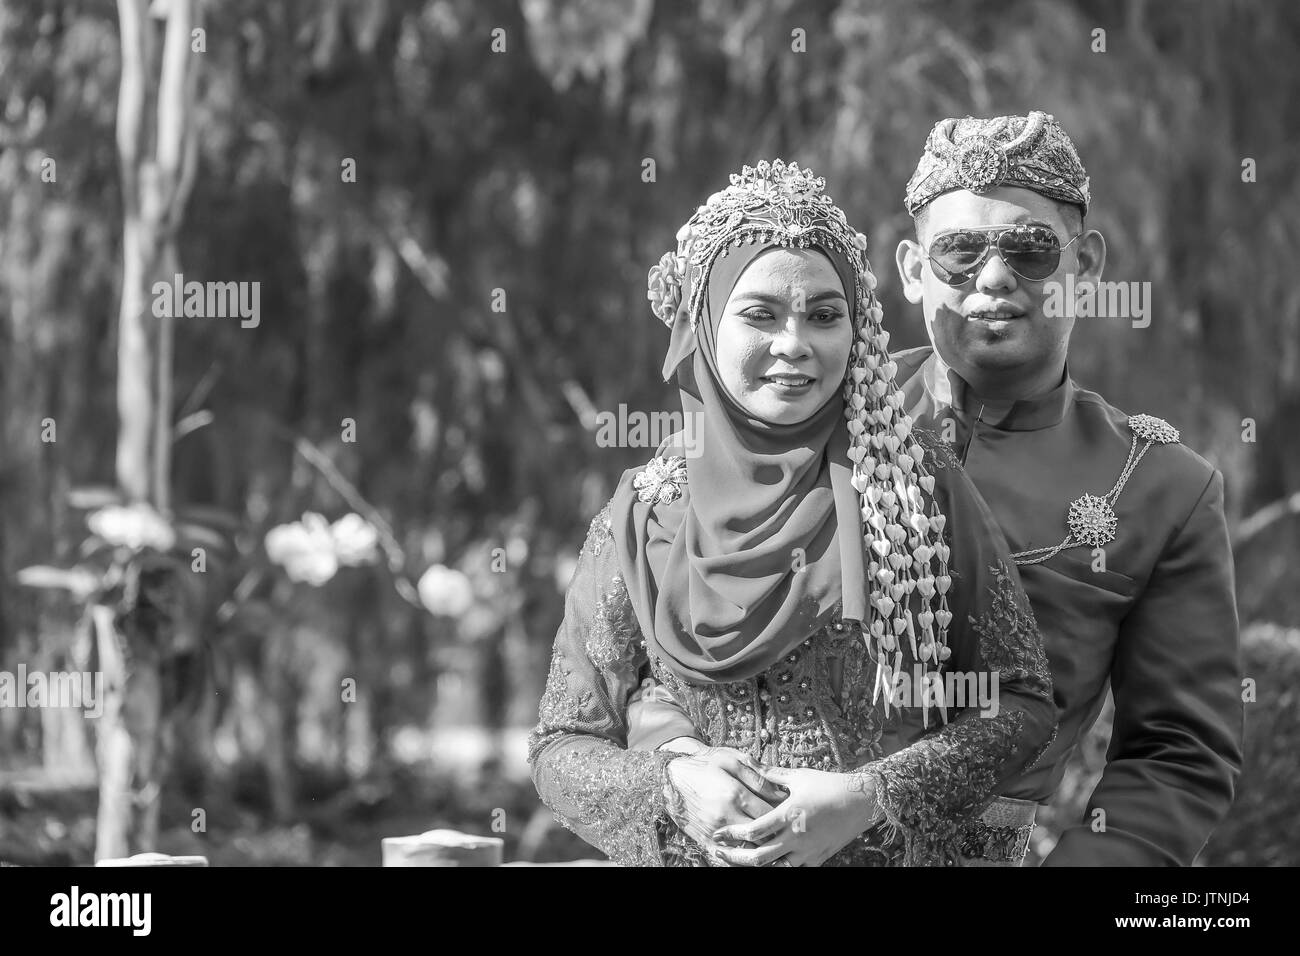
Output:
top-left (528, 160), bottom-right (1055, 866)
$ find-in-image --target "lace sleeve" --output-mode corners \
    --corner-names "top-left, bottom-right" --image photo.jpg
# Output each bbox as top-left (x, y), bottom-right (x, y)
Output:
top-left (860, 442), bottom-right (1057, 865)
top-left (527, 501), bottom-right (683, 866)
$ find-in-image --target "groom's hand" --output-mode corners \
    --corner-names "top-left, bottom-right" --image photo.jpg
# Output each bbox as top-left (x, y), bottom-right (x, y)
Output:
top-left (663, 747), bottom-right (788, 862)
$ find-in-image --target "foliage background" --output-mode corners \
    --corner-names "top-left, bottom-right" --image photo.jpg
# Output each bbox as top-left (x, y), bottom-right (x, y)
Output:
top-left (0, 0), bottom-right (1296, 865)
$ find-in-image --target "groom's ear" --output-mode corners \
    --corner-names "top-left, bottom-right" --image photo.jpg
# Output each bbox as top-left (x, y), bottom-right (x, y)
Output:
top-left (895, 237), bottom-right (926, 305)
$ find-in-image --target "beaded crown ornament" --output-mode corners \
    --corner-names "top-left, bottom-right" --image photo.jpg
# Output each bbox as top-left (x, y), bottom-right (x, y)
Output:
top-left (647, 159), bottom-right (956, 720)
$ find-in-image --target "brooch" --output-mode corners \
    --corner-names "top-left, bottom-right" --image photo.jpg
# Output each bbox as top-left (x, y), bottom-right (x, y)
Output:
top-left (1013, 414), bottom-right (1179, 565)
top-left (954, 136), bottom-right (1009, 192)
top-left (1128, 413), bottom-right (1180, 445)
top-left (633, 455), bottom-right (688, 505)
top-left (1067, 493), bottom-right (1119, 548)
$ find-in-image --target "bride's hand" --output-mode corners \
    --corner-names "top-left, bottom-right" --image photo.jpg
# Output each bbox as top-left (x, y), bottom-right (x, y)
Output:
top-left (709, 766), bottom-right (880, 867)
top-left (663, 747), bottom-right (788, 862)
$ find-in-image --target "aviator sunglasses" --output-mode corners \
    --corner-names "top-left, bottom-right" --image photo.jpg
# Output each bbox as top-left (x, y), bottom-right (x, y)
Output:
top-left (926, 224), bottom-right (1082, 286)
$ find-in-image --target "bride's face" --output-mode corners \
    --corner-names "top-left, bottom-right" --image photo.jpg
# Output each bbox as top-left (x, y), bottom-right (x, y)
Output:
top-left (716, 248), bottom-right (853, 425)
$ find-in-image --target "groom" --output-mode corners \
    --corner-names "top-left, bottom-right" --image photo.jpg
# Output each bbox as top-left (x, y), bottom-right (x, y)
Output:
top-left (886, 110), bottom-right (1242, 865)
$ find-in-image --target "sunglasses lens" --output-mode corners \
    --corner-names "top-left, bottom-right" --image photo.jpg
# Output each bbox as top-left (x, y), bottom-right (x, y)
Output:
top-left (1000, 226), bottom-right (1061, 280)
top-left (928, 232), bottom-right (988, 285)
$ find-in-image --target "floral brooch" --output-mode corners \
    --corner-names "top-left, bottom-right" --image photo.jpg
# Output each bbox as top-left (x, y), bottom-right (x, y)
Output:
top-left (1128, 413), bottom-right (1179, 445)
top-left (633, 455), bottom-right (688, 505)
top-left (647, 250), bottom-right (687, 328)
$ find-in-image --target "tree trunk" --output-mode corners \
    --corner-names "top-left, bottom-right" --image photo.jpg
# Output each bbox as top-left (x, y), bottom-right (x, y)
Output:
top-left (92, 604), bottom-right (163, 860)
top-left (40, 616), bottom-right (97, 782)
top-left (97, 0), bottom-right (200, 861)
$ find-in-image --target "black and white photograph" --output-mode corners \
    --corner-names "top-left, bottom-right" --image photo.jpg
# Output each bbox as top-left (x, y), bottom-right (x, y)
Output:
top-left (0, 0), bottom-right (1294, 933)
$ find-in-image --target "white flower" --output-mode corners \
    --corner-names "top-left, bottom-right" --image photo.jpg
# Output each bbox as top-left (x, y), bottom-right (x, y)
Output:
top-left (266, 513), bottom-right (338, 586)
top-left (418, 564), bottom-right (474, 617)
top-left (330, 513), bottom-right (379, 567)
top-left (505, 535), bottom-right (529, 567)
top-left (88, 503), bottom-right (176, 552)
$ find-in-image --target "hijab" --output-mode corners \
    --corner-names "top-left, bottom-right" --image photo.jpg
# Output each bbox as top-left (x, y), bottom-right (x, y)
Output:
top-left (610, 239), bottom-right (869, 685)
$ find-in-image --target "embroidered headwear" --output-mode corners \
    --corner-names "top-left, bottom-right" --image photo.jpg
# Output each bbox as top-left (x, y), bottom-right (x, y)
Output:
top-left (614, 160), bottom-right (954, 689)
top-left (905, 111), bottom-right (1090, 217)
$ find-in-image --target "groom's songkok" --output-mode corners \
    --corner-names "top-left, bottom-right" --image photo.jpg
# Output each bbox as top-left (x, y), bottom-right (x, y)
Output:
top-left (905, 110), bottom-right (1090, 216)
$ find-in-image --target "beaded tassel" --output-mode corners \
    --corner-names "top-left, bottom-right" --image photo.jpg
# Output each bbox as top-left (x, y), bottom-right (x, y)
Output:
top-left (846, 259), bottom-right (951, 726)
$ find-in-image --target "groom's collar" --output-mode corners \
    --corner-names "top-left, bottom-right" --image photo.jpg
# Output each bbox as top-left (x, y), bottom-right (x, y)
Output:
top-left (914, 347), bottom-right (1074, 432)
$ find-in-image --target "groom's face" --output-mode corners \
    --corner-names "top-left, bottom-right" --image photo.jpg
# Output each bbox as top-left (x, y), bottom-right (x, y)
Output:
top-left (896, 186), bottom-right (1101, 385)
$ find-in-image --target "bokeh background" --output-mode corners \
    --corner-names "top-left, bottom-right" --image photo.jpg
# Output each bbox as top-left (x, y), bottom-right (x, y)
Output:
top-left (1, 0), bottom-right (1297, 865)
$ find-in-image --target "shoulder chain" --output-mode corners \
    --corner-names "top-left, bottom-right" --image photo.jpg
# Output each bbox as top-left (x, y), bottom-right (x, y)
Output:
top-left (1011, 415), bottom-right (1180, 566)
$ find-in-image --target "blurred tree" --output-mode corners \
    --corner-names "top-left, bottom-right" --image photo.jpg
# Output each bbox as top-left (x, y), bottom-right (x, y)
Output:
top-left (92, 0), bottom-right (201, 861)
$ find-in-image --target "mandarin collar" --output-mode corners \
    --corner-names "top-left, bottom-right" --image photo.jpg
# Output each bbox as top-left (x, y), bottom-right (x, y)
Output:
top-left (920, 348), bottom-right (1074, 431)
